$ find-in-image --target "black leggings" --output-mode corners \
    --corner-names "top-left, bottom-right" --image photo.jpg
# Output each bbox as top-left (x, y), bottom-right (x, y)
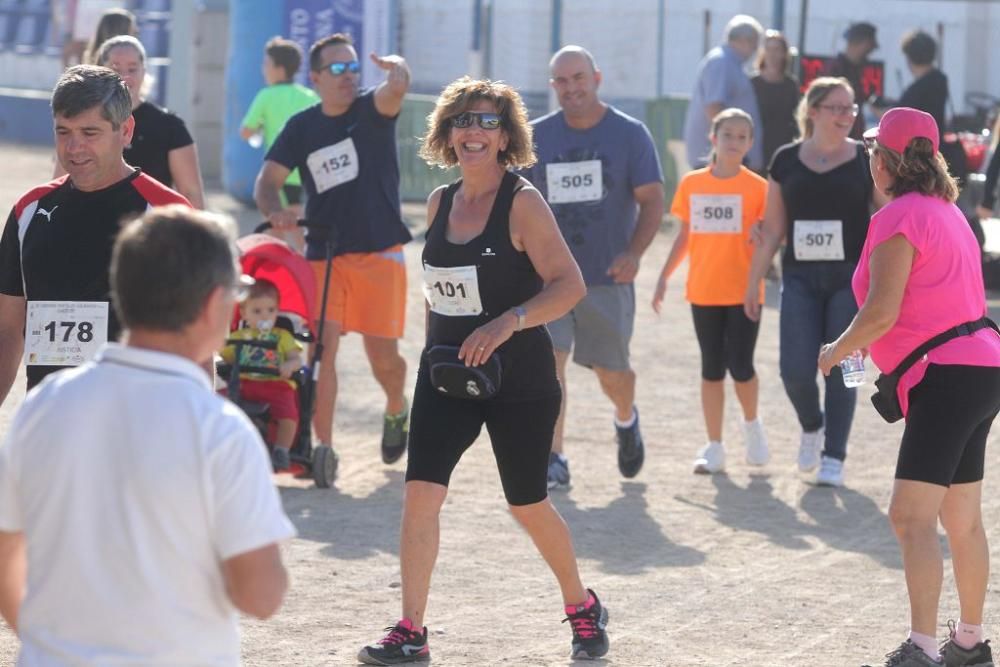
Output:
top-left (690, 304), bottom-right (760, 382)
top-left (405, 365), bottom-right (560, 506)
top-left (896, 364), bottom-right (1000, 486)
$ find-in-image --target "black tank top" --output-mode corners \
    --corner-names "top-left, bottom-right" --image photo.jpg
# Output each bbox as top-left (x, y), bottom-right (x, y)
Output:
top-left (421, 171), bottom-right (559, 400)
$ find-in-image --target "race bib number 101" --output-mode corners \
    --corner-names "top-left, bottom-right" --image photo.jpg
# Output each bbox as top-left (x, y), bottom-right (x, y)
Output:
top-left (25, 301), bottom-right (109, 366)
top-left (306, 137), bottom-right (360, 194)
top-left (422, 264), bottom-right (483, 316)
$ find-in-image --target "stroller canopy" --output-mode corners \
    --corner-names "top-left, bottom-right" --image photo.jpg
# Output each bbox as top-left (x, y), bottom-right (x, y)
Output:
top-left (237, 234), bottom-right (316, 324)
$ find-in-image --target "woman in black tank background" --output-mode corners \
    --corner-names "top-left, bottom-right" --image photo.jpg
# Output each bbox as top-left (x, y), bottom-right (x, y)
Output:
top-left (358, 78), bottom-right (611, 665)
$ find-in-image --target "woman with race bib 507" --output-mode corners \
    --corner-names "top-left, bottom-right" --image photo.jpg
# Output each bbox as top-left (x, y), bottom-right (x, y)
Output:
top-left (744, 76), bottom-right (886, 487)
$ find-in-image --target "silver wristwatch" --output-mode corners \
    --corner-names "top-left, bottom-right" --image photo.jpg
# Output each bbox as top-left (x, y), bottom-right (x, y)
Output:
top-left (513, 306), bottom-right (527, 331)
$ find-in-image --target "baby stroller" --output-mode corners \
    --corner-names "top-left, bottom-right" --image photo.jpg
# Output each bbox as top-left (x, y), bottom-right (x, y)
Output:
top-left (219, 225), bottom-right (338, 488)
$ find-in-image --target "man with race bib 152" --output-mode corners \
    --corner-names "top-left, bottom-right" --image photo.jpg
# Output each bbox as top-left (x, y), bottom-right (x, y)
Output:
top-left (524, 45), bottom-right (665, 490)
top-left (0, 65), bottom-right (190, 409)
top-left (254, 33), bottom-right (412, 478)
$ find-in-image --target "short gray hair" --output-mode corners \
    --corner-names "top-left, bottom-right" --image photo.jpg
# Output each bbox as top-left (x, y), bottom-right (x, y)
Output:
top-left (724, 14), bottom-right (763, 44)
top-left (549, 45), bottom-right (598, 73)
top-left (96, 34), bottom-right (147, 66)
top-left (112, 206), bottom-right (240, 332)
top-left (51, 65), bottom-right (132, 129)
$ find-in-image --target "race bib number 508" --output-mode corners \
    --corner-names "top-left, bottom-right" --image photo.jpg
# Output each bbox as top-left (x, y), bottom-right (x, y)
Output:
top-left (25, 301), bottom-right (108, 366)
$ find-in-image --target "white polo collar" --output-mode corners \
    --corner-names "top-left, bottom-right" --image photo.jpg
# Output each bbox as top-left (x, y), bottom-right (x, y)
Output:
top-left (94, 343), bottom-right (212, 390)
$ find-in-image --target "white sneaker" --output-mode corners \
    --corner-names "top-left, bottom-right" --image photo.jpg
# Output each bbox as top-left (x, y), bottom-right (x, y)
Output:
top-left (797, 427), bottom-right (824, 472)
top-left (743, 419), bottom-right (769, 466)
top-left (815, 456), bottom-right (844, 487)
top-left (693, 441), bottom-right (725, 474)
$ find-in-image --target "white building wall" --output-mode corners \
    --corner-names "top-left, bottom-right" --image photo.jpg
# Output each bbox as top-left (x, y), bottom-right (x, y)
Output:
top-left (399, 0), bottom-right (1000, 119)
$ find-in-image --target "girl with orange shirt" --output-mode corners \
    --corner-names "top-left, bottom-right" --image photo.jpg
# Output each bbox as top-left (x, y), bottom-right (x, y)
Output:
top-left (653, 108), bottom-right (768, 474)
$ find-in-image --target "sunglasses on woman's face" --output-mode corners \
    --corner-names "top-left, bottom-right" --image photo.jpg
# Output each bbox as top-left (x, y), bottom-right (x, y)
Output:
top-left (450, 111), bottom-right (502, 130)
top-left (324, 60), bottom-right (360, 76)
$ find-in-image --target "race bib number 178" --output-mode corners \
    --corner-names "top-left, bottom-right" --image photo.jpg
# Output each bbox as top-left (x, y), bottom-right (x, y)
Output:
top-left (25, 301), bottom-right (108, 366)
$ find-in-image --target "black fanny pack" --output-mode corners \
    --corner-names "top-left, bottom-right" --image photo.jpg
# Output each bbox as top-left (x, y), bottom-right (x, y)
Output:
top-left (427, 345), bottom-right (502, 400)
top-left (871, 317), bottom-right (999, 423)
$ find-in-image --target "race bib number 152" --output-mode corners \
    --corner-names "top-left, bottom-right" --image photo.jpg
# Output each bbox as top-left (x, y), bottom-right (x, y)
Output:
top-left (307, 137), bottom-right (360, 194)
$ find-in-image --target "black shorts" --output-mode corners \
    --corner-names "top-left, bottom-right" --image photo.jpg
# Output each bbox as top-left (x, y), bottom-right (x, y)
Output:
top-left (896, 364), bottom-right (1000, 486)
top-left (405, 364), bottom-right (560, 506)
top-left (282, 184), bottom-right (303, 206)
top-left (690, 304), bottom-right (760, 382)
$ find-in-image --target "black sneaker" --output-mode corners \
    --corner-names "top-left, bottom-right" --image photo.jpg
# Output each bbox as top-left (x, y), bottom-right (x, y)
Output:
top-left (563, 588), bottom-right (609, 659)
top-left (615, 408), bottom-right (644, 478)
top-left (940, 621), bottom-right (993, 667)
top-left (271, 446), bottom-right (291, 472)
top-left (863, 640), bottom-right (944, 666)
top-left (381, 398), bottom-right (410, 465)
top-left (357, 619), bottom-right (430, 665)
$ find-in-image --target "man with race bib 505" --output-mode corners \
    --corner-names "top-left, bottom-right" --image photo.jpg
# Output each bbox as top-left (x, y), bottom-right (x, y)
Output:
top-left (0, 65), bottom-right (190, 408)
top-left (254, 33), bottom-right (412, 477)
top-left (525, 46), bottom-right (665, 489)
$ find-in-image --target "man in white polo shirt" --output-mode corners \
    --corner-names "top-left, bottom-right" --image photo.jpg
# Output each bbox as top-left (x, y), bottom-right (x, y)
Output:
top-left (0, 206), bottom-right (295, 665)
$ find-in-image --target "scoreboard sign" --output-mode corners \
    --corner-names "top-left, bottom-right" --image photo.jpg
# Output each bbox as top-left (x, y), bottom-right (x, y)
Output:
top-left (799, 54), bottom-right (884, 100)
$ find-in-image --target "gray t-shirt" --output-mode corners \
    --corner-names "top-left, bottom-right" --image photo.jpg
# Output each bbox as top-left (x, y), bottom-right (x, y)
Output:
top-left (683, 44), bottom-right (764, 171)
top-left (526, 106), bottom-right (663, 286)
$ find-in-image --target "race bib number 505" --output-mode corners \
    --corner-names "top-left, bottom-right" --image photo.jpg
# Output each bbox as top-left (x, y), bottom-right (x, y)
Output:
top-left (307, 137), bottom-right (359, 194)
top-left (25, 301), bottom-right (108, 366)
top-left (422, 264), bottom-right (483, 316)
top-left (545, 160), bottom-right (603, 204)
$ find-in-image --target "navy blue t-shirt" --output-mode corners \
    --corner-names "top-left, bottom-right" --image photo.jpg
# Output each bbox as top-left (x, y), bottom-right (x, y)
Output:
top-left (266, 89), bottom-right (411, 259)
top-left (525, 106), bottom-right (663, 286)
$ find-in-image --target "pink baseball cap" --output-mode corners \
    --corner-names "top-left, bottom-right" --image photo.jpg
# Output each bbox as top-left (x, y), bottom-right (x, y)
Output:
top-left (863, 107), bottom-right (939, 154)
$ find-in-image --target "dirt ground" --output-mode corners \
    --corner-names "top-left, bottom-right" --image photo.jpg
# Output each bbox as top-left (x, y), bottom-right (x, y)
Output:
top-left (2, 141), bottom-right (1000, 667)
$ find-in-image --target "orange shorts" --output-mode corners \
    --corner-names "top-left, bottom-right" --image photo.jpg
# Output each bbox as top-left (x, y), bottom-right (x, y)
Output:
top-left (311, 245), bottom-right (406, 338)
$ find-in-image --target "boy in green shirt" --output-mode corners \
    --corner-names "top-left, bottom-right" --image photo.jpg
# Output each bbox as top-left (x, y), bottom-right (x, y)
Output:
top-left (241, 37), bottom-right (319, 213)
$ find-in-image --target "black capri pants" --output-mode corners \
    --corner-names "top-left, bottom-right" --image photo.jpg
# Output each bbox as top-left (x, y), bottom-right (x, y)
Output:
top-left (690, 304), bottom-right (761, 382)
top-left (896, 363), bottom-right (1000, 486)
top-left (405, 365), bottom-right (561, 506)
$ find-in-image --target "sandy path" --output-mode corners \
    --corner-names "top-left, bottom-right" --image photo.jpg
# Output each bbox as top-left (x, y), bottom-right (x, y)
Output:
top-left (2, 141), bottom-right (999, 667)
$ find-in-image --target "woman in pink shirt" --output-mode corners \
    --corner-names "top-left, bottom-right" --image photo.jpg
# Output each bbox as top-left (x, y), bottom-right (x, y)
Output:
top-left (819, 108), bottom-right (1000, 667)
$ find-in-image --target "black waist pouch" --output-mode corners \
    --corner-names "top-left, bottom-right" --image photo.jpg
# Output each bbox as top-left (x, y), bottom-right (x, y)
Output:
top-left (871, 317), bottom-right (998, 423)
top-left (427, 345), bottom-right (502, 400)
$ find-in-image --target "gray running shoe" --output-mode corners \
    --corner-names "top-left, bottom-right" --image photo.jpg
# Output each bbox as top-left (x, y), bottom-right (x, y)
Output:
top-left (940, 621), bottom-right (994, 667)
top-left (547, 452), bottom-right (571, 490)
top-left (863, 640), bottom-right (943, 667)
top-left (381, 398), bottom-right (410, 464)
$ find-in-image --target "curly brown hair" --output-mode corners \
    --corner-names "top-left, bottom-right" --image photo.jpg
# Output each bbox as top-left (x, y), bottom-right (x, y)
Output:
top-left (874, 138), bottom-right (959, 202)
top-left (419, 76), bottom-right (535, 170)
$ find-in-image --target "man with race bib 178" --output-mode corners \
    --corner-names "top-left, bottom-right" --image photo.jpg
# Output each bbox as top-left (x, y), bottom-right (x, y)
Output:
top-left (254, 33), bottom-right (412, 478)
top-left (0, 65), bottom-right (190, 408)
top-left (525, 45), bottom-right (665, 490)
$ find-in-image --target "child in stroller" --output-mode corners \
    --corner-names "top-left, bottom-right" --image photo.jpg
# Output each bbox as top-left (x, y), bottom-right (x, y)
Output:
top-left (220, 278), bottom-right (303, 471)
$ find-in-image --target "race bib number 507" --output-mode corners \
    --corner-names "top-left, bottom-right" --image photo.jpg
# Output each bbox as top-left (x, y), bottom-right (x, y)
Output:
top-left (25, 301), bottom-right (108, 366)
top-left (793, 220), bottom-right (845, 261)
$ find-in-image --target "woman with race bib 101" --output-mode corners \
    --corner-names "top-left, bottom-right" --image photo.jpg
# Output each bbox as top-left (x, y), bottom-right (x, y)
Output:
top-left (744, 76), bottom-right (887, 487)
top-left (357, 77), bottom-right (609, 665)
top-left (653, 108), bottom-right (769, 474)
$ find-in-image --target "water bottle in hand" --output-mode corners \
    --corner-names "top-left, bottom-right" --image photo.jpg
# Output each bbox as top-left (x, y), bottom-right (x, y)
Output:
top-left (839, 350), bottom-right (865, 387)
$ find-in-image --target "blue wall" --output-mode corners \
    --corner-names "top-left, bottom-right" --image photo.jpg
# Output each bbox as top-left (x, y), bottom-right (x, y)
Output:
top-left (222, 0), bottom-right (284, 203)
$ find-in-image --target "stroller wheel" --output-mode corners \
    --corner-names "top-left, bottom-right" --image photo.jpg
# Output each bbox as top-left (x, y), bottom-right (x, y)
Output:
top-left (312, 445), bottom-right (338, 488)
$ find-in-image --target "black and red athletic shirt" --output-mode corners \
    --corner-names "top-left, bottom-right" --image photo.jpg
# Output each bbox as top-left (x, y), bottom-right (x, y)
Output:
top-left (0, 169), bottom-right (190, 388)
